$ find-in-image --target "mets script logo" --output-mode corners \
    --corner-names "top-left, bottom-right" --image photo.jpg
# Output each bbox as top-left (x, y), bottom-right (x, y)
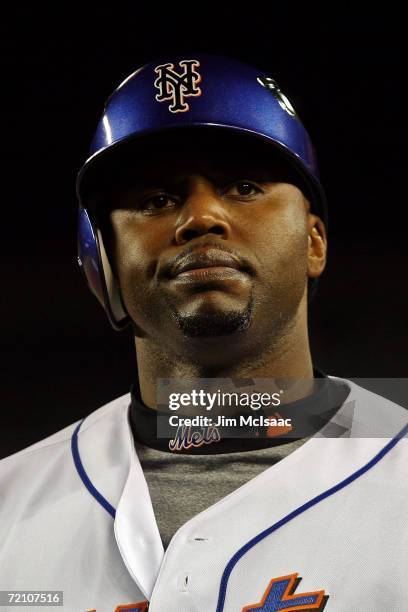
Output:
top-left (242, 573), bottom-right (328, 611)
top-left (154, 60), bottom-right (202, 113)
top-left (169, 424), bottom-right (221, 451)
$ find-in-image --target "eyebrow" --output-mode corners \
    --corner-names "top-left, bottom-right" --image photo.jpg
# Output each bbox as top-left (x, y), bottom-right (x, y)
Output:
top-left (115, 163), bottom-right (292, 191)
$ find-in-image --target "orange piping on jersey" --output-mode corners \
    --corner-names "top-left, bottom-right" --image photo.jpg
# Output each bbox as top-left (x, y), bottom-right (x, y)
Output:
top-left (84, 602), bottom-right (148, 612)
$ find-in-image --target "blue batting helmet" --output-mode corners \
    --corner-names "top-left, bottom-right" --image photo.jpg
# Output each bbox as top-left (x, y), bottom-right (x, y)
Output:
top-left (76, 53), bottom-right (327, 330)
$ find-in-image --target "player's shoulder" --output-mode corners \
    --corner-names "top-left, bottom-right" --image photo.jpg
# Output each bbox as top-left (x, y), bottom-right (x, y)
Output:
top-left (0, 391), bottom-right (131, 474)
top-left (328, 375), bottom-right (408, 439)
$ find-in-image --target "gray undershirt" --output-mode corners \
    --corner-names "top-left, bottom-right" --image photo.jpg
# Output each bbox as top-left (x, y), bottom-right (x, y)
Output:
top-left (136, 437), bottom-right (310, 550)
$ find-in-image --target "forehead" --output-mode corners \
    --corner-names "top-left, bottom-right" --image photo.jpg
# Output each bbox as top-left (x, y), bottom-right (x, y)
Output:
top-left (127, 152), bottom-right (290, 187)
top-left (88, 128), bottom-right (306, 199)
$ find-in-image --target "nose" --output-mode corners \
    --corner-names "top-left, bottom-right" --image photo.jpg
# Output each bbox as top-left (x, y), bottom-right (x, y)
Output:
top-left (174, 178), bottom-right (231, 245)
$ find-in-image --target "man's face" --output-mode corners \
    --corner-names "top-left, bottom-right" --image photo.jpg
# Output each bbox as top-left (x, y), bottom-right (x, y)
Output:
top-left (103, 131), bottom-right (323, 361)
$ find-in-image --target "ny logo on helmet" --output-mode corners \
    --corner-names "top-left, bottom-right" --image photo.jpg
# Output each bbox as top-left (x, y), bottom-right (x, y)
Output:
top-left (154, 60), bottom-right (202, 113)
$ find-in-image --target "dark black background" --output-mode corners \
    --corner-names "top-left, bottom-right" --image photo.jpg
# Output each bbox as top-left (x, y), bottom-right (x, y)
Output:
top-left (1, 5), bottom-right (406, 458)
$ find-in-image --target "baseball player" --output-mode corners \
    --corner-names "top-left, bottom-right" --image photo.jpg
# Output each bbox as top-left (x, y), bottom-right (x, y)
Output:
top-left (1, 54), bottom-right (408, 612)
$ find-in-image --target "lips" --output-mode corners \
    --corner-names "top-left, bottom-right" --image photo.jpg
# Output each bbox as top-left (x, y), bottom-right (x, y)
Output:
top-left (170, 249), bottom-right (244, 278)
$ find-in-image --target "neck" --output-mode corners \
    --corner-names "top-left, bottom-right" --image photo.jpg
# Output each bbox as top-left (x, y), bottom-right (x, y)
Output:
top-left (134, 298), bottom-right (314, 410)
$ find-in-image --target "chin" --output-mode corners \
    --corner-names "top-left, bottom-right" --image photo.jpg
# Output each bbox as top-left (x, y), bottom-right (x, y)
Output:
top-left (173, 308), bottom-right (253, 338)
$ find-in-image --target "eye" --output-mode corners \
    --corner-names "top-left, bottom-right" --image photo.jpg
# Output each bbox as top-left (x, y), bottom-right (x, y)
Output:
top-left (141, 193), bottom-right (178, 212)
top-left (224, 180), bottom-right (262, 197)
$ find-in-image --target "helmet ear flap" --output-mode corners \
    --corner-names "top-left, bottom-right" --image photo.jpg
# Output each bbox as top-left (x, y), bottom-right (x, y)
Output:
top-left (96, 227), bottom-right (129, 327)
top-left (77, 206), bottom-right (130, 330)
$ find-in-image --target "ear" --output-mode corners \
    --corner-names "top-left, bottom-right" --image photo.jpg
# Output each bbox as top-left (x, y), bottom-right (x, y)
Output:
top-left (307, 214), bottom-right (327, 278)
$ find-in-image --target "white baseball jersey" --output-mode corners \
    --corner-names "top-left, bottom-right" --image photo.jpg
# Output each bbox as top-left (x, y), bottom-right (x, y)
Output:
top-left (1, 376), bottom-right (408, 611)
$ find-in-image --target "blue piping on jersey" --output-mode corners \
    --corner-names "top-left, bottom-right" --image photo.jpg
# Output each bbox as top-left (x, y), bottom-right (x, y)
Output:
top-left (71, 419), bottom-right (116, 519)
top-left (216, 421), bottom-right (408, 612)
